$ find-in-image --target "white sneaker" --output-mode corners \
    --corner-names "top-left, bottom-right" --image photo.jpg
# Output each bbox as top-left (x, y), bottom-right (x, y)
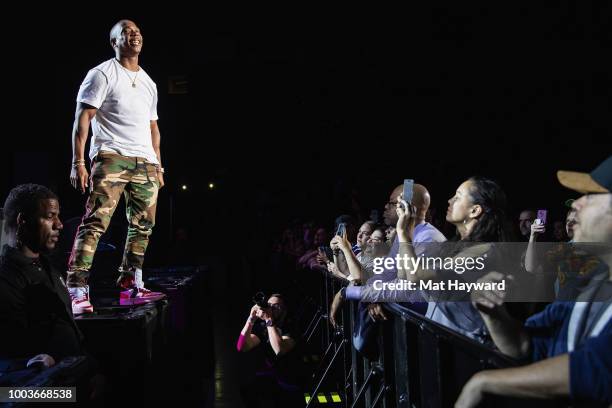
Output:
top-left (134, 268), bottom-right (145, 289)
top-left (68, 286), bottom-right (94, 315)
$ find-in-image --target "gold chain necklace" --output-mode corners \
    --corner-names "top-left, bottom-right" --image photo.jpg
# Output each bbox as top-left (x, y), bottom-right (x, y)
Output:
top-left (116, 59), bottom-right (139, 88)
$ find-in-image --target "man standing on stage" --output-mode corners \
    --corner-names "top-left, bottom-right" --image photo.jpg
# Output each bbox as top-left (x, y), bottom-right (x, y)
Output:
top-left (68, 19), bottom-right (165, 314)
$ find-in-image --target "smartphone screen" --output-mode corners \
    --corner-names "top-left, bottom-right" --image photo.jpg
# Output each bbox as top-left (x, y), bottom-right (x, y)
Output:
top-left (403, 179), bottom-right (414, 205)
top-left (537, 209), bottom-right (547, 225)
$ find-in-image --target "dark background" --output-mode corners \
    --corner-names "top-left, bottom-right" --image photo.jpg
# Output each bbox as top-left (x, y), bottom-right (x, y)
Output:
top-left (3, 5), bottom-right (611, 265)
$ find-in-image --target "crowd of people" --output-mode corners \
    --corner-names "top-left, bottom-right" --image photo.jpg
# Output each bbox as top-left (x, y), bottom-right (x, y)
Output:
top-left (1, 15), bottom-right (610, 408)
top-left (263, 155), bottom-right (611, 407)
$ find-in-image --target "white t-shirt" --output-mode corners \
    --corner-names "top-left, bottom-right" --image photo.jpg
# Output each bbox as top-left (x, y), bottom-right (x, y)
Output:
top-left (76, 58), bottom-right (159, 164)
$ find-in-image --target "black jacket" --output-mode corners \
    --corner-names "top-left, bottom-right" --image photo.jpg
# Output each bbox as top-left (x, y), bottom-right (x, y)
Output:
top-left (0, 245), bottom-right (83, 361)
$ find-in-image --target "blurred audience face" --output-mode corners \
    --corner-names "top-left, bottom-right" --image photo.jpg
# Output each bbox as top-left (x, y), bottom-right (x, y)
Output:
top-left (313, 228), bottom-right (327, 247)
top-left (365, 229), bottom-right (389, 257)
top-left (571, 194), bottom-right (612, 243)
top-left (356, 222), bottom-right (374, 248)
top-left (518, 210), bottom-right (536, 237)
top-left (267, 295), bottom-right (287, 323)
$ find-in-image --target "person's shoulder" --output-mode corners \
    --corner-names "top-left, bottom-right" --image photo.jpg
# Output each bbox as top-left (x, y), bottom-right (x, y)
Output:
top-left (137, 67), bottom-right (157, 87)
top-left (415, 223), bottom-right (447, 243)
top-left (280, 325), bottom-right (296, 340)
top-left (456, 242), bottom-right (492, 258)
top-left (86, 59), bottom-right (115, 81)
top-left (526, 301), bottom-right (574, 327)
top-left (0, 257), bottom-right (27, 291)
top-left (94, 58), bottom-right (115, 71)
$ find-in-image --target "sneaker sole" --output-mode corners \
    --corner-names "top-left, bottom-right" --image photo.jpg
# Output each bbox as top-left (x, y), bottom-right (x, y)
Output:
top-left (119, 296), bottom-right (165, 306)
top-left (73, 306), bottom-right (94, 315)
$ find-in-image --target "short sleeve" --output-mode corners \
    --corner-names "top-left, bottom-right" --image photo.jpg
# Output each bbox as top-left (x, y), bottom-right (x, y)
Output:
top-left (150, 84), bottom-right (159, 121)
top-left (76, 69), bottom-right (109, 109)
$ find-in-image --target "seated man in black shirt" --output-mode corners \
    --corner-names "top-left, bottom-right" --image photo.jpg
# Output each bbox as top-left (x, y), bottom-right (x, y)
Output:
top-left (237, 293), bottom-right (303, 407)
top-left (0, 184), bottom-right (84, 368)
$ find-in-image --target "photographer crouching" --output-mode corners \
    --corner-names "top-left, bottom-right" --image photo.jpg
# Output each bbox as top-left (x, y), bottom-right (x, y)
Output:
top-left (237, 293), bottom-right (303, 407)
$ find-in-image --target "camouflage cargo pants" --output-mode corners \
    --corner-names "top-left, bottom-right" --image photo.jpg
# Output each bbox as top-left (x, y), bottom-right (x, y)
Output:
top-left (67, 151), bottom-right (159, 287)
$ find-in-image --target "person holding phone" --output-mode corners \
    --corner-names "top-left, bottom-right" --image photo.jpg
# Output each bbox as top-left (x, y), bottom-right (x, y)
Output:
top-left (518, 209), bottom-right (537, 241)
top-left (297, 227), bottom-right (329, 271)
top-left (396, 177), bottom-right (512, 341)
top-left (349, 177), bottom-right (510, 343)
top-left (526, 201), bottom-right (607, 301)
top-left (341, 182), bottom-right (446, 356)
top-left (457, 156), bottom-right (612, 408)
top-left (524, 209), bottom-right (548, 274)
top-left (327, 215), bottom-right (359, 279)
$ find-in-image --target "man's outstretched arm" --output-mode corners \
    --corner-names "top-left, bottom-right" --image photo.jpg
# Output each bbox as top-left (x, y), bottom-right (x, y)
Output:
top-left (455, 354), bottom-right (569, 408)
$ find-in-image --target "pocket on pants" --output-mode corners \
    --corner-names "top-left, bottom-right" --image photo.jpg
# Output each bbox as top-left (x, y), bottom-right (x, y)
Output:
top-left (145, 163), bottom-right (160, 184)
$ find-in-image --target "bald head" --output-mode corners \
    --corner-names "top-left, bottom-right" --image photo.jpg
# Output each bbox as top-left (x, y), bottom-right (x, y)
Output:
top-left (412, 184), bottom-right (431, 221)
top-left (392, 184), bottom-right (403, 201)
top-left (383, 183), bottom-right (431, 226)
top-left (110, 20), bottom-right (134, 45)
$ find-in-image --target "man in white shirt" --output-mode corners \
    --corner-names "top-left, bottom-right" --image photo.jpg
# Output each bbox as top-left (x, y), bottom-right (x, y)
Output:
top-left (67, 19), bottom-right (165, 314)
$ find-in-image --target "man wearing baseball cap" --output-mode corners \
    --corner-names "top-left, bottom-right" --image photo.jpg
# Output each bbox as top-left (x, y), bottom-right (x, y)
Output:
top-left (457, 156), bottom-right (612, 407)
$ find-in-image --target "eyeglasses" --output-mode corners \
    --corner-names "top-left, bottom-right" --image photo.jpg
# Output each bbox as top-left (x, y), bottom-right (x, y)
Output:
top-left (268, 303), bottom-right (282, 310)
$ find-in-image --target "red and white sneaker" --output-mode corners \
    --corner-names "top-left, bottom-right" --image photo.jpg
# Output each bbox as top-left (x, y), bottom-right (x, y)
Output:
top-left (118, 267), bottom-right (165, 305)
top-left (68, 286), bottom-right (94, 315)
top-left (117, 267), bottom-right (148, 290)
top-left (119, 287), bottom-right (166, 305)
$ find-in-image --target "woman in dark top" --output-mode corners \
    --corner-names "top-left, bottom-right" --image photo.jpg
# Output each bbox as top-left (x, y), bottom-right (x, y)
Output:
top-left (396, 176), bottom-right (513, 342)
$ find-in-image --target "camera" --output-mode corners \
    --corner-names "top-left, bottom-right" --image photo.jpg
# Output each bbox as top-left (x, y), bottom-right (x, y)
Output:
top-left (252, 292), bottom-right (268, 309)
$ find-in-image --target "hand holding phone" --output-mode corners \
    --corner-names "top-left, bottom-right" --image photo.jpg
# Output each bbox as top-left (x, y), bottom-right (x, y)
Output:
top-left (536, 209), bottom-right (548, 225)
top-left (531, 209), bottom-right (547, 237)
top-left (402, 179), bottom-right (414, 209)
top-left (319, 245), bottom-right (334, 262)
